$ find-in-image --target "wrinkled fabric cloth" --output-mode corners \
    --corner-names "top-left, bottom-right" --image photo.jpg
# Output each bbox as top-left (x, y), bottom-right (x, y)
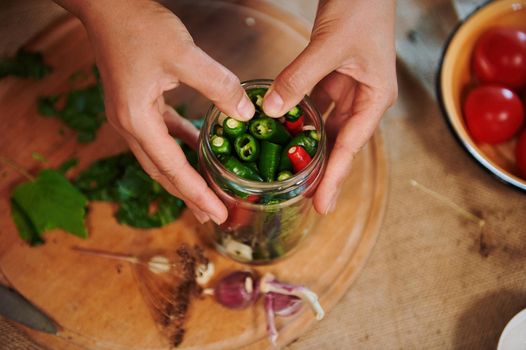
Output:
top-left (396, 0), bottom-right (486, 94)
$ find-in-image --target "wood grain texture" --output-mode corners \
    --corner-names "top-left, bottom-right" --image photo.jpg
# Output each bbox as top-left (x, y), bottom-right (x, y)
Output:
top-left (0, 3), bottom-right (388, 350)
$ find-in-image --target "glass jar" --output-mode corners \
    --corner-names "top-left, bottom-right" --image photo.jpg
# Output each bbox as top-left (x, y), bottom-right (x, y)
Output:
top-left (198, 79), bottom-right (326, 264)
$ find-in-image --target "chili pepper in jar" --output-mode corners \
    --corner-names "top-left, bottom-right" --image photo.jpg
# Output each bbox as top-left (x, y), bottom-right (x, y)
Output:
top-left (284, 115), bottom-right (304, 136)
top-left (234, 134), bottom-right (260, 162)
top-left (279, 132), bottom-right (318, 171)
top-left (213, 124), bottom-right (225, 137)
top-left (288, 146), bottom-right (312, 173)
top-left (286, 105), bottom-right (303, 121)
top-left (276, 170), bottom-right (293, 181)
top-left (221, 156), bottom-right (263, 181)
top-left (223, 117), bottom-right (247, 139)
top-left (210, 135), bottom-right (232, 156)
top-left (259, 141), bottom-right (282, 182)
top-left (249, 117), bottom-right (291, 145)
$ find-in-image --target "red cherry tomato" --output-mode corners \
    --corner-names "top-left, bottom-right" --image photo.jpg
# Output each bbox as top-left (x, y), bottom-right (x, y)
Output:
top-left (516, 131), bottom-right (526, 178)
top-left (472, 28), bottom-right (526, 88)
top-left (463, 85), bottom-right (524, 144)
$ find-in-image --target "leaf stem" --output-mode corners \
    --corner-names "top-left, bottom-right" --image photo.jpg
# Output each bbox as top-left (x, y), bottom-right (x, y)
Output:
top-left (0, 155), bottom-right (35, 181)
top-left (71, 246), bottom-right (139, 264)
top-left (410, 179), bottom-right (485, 228)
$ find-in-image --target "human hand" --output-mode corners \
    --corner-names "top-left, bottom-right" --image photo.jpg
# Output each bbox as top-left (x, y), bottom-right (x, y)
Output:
top-left (262, 0), bottom-right (398, 214)
top-left (56, 0), bottom-right (256, 224)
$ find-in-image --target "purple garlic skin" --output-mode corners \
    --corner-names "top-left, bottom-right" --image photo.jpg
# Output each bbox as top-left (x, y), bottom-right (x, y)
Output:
top-left (213, 270), bottom-right (259, 309)
top-left (270, 292), bottom-right (303, 317)
top-left (260, 273), bottom-right (325, 320)
top-left (264, 293), bottom-right (278, 345)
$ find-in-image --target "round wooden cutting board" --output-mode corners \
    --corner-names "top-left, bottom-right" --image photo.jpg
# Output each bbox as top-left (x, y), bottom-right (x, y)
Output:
top-left (0, 1), bottom-right (389, 349)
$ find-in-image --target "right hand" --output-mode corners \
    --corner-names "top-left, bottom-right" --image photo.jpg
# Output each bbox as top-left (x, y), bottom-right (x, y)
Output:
top-left (66, 0), bottom-right (256, 224)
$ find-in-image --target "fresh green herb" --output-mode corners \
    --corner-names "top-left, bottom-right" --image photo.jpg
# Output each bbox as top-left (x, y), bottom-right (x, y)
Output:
top-left (0, 49), bottom-right (52, 80)
top-left (37, 67), bottom-right (105, 143)
top-left (10, 169), bottom-right (88, 246)
top-left (57, 158), bottom-right (79, 174)
top-left (73, 151), bottom-right (194, 228)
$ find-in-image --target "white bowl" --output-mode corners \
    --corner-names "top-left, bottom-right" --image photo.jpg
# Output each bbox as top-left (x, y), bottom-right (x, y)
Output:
top-left (498, 308), bottom-right (526, 350)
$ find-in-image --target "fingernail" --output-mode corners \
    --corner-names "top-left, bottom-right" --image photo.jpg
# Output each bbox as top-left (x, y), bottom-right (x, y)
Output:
top-left (263, 90), bottom-right (284, 116)
top-left (209, 214), bottom-right (223, 226)
top-left (237, 95), bottom-right (255, 120)
top-left (193, 211), bottom-right (210, 224)
top-left (325, 190), bottom-right (341, 215)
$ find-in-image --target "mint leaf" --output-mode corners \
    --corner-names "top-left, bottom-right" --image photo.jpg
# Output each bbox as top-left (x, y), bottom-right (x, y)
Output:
top-left (11, 169), bottom-right (88, 245)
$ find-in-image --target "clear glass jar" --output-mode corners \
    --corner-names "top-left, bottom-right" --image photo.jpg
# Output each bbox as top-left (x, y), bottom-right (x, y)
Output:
top-left (198, 79), bottom-right (326, 264)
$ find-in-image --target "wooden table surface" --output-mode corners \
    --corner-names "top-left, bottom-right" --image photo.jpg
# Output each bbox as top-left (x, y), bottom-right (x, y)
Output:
top-left (1, 1), bottom-right (525, 349)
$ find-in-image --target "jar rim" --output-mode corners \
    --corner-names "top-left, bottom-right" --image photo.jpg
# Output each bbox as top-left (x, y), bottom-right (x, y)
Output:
top-left (199, 79), bottom-right (326, 193)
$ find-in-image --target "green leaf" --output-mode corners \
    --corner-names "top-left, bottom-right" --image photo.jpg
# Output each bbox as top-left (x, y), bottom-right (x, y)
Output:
top-left (57, 158), bottom-right (78, 174)
top-left (74, 151), bottom-right (187, 228)
top-left (11, 169), bottom-right (88, 244)
top-left (38, 69), bottom-right (105, 143)
top-left (37, 95), bottom-right (59, 117)
top-left (73, 153), bottom-right (131, 201)
top-left (10, 199), bottom-right (43, 246)
top-left (0, 49), bottom-right (52, 80)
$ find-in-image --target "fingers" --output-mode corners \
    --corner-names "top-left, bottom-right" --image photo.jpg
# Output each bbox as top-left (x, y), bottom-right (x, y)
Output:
top-left (162, 105), bottom-right (199, 150)
top-left (175, 45), bottom-right (255, 121)
top-left (313, 87), bottom-right (389, 215)
top-left (120, 98), bottom-right (228, 224)
top-left (126, 137), bottom-right (212, 224)
top-left (311, 72), bottom-right (356, 144)
top-left (263, 41), bottom-right (338, 117)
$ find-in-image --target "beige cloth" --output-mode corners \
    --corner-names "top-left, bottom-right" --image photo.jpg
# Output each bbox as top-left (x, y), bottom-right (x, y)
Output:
top-left (2, 0), bottom-right (525, 349)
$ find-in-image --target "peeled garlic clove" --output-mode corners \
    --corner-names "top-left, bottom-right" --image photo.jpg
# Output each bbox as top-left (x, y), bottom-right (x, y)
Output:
top-left (147, 255), bottom-right (171, 274)
top-left (195, 261), bottom-right (215, 286)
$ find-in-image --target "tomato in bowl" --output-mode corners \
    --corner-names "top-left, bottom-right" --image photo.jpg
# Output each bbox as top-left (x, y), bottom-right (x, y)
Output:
top-left (438, 0), bottom-right (526, 191)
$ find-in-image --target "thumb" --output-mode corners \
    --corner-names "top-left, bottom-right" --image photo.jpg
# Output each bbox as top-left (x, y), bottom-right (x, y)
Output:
top-left (176, 45), bottom-right (255, 121)
top-left (263, 41), bottom-right (337, 117)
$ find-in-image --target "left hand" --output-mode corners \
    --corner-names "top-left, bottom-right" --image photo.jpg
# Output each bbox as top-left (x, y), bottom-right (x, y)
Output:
top-left (263, 0), bottom-right (398, 214)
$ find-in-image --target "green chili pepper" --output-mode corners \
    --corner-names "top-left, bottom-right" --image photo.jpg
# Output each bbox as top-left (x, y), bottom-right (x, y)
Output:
top-left (286, 105), bottom-right (303, 121)
top-left (213, 124), bottom-right (224, 137)
top-left (223, 117), bottom-right (247, 139)
top-left (210, 135), bottom-right (231, 156)
top-left (259, 141), bottom-right (282, 182)
top-left (221, 156), bottom-right (263, 181)
top-left (247, 88), bottom-right (268, 106)
top-left (279, 132), bottom-right (318, 171)
top-left (234, 134), bottom-right (260, 162)
top-left (307, 129), bottom-right (320, 141)
top-left (249, 117), bottom-right (291, 145)
top-left (277, 170), bottom-right (293, 181)
top-left (246, 162), bottom-right (259, 173)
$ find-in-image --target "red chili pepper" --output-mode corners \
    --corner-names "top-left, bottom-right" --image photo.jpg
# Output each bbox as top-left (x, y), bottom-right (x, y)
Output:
top-left (246, 195), bottom-right (260, 203)
top-left (287, 145), bottom-right (312, 173)
top-left (221, 194), bottom-right (259, 231)
top-left (284, 115), bottom-right (304, 135)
